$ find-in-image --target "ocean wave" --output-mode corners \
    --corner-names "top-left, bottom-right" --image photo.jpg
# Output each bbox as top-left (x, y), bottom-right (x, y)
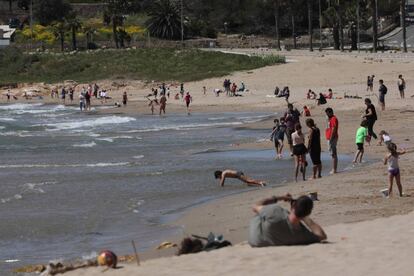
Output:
top-left (193, 148), bottom-right (223, 154)
top-left (133, 155), bottom-right (144, 159)
top-left (0, 103), bottom-right (43, 110)
top-left (126, 121), bottom-right (243, 133)
top-left (40, 116), bottom-right (136, 131)
top-left (96, 138), bottom-right (114, 143)
top-left (0, 131), bottom-right (33, 137)
top-left (1, 181), bottom-right (57, 204)
top-left (0, 117), bottom-right (15, 121)
top-left (0, 162), bottom-right (130, 169)
top-left (72, 141), bottom-right (97, 148)
top-left (0, 126), bottom-right (5, 130)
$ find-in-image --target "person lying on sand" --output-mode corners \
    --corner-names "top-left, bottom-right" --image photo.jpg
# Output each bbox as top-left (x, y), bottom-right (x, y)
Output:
top-left (249, 194), bottom-right (327, 247)
top-left (214, 170), bottom-right (266, 187)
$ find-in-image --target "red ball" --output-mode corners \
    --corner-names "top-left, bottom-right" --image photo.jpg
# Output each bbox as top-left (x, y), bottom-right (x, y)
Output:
top-left (97, 250), bottom-right (117, 268)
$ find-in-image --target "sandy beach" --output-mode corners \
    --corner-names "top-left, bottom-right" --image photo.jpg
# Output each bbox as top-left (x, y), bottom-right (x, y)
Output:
top-left (4, 50), bottom-right (414, 275)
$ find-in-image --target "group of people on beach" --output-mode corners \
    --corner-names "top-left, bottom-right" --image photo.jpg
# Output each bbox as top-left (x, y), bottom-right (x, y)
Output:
top-left (146, 82), bottom-right (193, 115)
top-left (215, 74), bottom-right (410, 250)
top-left (270, 104), bottom-right (338, 182)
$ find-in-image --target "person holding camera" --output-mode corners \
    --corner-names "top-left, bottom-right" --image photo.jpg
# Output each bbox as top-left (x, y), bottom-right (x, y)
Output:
top-left (249, 194), bottom-right (327, 247)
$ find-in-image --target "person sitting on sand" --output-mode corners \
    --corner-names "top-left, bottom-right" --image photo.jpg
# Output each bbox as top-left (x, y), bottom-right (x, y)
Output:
top-left (324, 89), bottom-right (333, 99)
top-left (302, 105), bottom-right (311, 117)
top-left (214, 170), bottom-right (266, 187)
top-left (306, 89), bottom-right (316, 100)
top-left (317, 93), bottom-right (327, 105)
top-left (238, 82), bottom-right (246, 92)
top-left (278, 86), bottom-right (290, 103)
top-left (249, 194), bottom-right (327, 247)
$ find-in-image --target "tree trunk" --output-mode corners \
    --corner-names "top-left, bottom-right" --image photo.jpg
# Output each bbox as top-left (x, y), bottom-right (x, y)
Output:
top-left (333, 24), bottom-right (340, 50)
top-left (60, 32), bottom-right (64, 52)
top-left (72, 27), bottom-right (77, 51)
top-left (274, 0), bottom-right (281, 50)
top-left (307, 0), bottom-right (313, 51)
top-left (112, 18), bottom-right (119, 49)
top-left (292, 14), bottom-right (297, 49)
top-left (339, 15), bottom-right (344, 51)
top-left (351, 24), bottom-right (357, 50)
top-left (9, 0), bottom-right (12, 12)
top-left (371, 0), bottom-right (377, 52)
top-left (401, 0), bottom-right (407, 52)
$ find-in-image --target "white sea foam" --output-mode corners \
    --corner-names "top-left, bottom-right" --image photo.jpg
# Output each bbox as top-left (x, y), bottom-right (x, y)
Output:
top-left (0, 131), bottom-right (33, 137)
top-left (127, 122), bottom-right (243, 133)
top-left (0, 117), bottom-right (15, 121)
top-left (41, 116), bottom-right (136, 131)
top-left (72, 141), bottom-right (97, 148)
top-left (0, 162), bottom-right (129, 169)
top-left (87, 133), bottom-right (101, 137)
top-left (4, 259), bottom-right (20, 263)
top-left (96, 138), bottom-right (114, 143)
top-left (0, 126), bottom-right (5, 129)
top-left (0, 103), bottom-right (43, 110)
top-left (133, 155), bottom-right (144, 159)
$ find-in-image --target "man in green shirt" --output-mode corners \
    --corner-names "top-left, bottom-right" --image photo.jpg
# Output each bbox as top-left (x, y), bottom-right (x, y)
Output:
top-left (249, 194), bottom-right (327, 247)
top-left (353, 120), bottom-right (368, 163)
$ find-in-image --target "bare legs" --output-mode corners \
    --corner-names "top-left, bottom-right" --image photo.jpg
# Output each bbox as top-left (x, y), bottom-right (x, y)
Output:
top-left (353, 149), bottom-right (364, 163)
top-left (388, 173), bottom-right (403, 197)
top-left (239, 175), bottom-right (266, 187)
top-left (294, 154), bottom-right (306, 182)
top-left (312, 164), bottom-right (322, 179)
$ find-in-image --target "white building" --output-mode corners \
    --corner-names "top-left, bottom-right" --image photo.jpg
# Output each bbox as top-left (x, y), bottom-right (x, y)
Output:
top-left (0, 25), bottom-right (16, 48)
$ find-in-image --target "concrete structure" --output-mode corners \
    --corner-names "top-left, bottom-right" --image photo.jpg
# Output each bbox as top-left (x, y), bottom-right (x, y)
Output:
top-left (0, 25), bottom-right (16, 48)
top-left (407, 0), bottom-right (414, 21)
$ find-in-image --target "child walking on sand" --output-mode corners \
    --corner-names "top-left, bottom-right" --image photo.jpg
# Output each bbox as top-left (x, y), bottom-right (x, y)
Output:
top-left (353, 120), bottom-right (368, 163)
top-left (383, 143), bottom-right (406, 197)
top-left (292, 123), bottom-right (307, 181)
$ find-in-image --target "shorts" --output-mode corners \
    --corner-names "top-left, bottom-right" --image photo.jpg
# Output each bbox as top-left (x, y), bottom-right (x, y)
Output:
top-left (328, 138), bottom-right (338, 157)
top-left (388, 168), bottom-right (400, 177)
top-left (379, 94), bottom-right (385, 104)
top-left (399, 85), bottom-right (404, 91)
top-left (357, 143), bottom-right (364, 151)
top-left (236, 171), bottom-right (245, 178)
top-left (274, 139), bottom-right (280, 148)
top-left (309, 150), bottom-right (321, 165)
top-left (292, 144), bottom-right (307, 156)
top-left (286, 128), bottom-right (295, 145)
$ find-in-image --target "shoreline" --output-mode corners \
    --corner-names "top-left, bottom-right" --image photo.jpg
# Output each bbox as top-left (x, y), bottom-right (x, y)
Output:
top-left (4, 51), bottom-right (414, 274)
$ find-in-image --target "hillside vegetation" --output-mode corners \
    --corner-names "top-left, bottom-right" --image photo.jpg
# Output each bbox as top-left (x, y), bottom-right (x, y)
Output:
top-left (0, 47), bottom-right (285, 84)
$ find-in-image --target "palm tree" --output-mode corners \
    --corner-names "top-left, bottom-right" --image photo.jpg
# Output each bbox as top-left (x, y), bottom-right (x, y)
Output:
top-left (51, 21), bottom-right (66, 52)
top-left (104, 0), bottom-right (130, 48)
top-left (83, 19), bottom-right (99, 49)
top-left (401, 0), bottom-right (407, 52)
top-left (307, 0), bottom-right (313, 51)
top-left (66, 12), bottom-right (81, 51)
top-left (146, 0), bottom-right (182, 40)
top-left (273, 0), bottom-right (281, 50)
top-left (288, 0), bottom-right (298, 49)
top-left (371, 0), bottom-right (377, 52)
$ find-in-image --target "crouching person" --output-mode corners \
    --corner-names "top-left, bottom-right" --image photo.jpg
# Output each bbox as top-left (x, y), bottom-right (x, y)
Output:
top-left (249, 194), bottom-right (327, 247)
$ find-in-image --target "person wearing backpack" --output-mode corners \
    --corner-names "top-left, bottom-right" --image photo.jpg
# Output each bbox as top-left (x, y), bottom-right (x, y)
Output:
top-left (378, 79), bottom-right (387, 111)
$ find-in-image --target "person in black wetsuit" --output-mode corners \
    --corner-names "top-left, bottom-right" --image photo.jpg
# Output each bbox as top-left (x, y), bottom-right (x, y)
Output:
top-left (362, 98), bottom-right (378, 140)
top-left (306, 118), bottom-right (322, 179)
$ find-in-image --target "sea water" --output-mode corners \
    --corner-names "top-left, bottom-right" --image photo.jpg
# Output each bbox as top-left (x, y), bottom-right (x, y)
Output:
top-left (0, 103), bottom-right (351, 272)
